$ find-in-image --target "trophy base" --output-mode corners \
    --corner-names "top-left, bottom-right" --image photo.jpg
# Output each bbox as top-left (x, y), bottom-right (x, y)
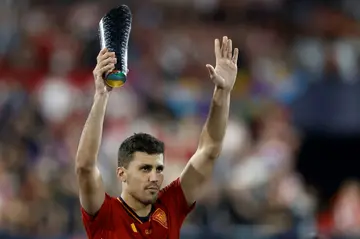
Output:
top-left (105, 70), bottom-right (127, 88)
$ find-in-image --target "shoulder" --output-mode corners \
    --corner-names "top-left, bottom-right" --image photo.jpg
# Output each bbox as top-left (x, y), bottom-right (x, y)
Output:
top-left (81, 194), bottom-right (128, 238)
top-left (157, 178), bottom-right (195, 218)
top-left (81, 193), bottom-right (120, 227)
top-left (157, 177), bottom-right (184, 203)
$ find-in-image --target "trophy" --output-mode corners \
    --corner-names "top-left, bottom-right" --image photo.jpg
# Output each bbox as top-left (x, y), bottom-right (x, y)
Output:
top-left (99, 5), bottom-right (132, 88)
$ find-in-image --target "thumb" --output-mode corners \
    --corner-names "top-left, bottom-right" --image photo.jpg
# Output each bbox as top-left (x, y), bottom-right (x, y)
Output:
top-left (206, 64), bottom-right (216, 78)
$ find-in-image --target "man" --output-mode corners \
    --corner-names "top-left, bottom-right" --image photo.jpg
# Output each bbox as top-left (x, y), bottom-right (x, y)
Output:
top-left (76, 36), bottom-right (238, 238)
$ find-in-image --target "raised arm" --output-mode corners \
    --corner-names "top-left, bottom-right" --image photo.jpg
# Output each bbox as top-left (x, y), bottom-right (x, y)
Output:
top-left (180, 36), bottom-right (238, 205)
top-left (75, 48), bottom-right (116, 215)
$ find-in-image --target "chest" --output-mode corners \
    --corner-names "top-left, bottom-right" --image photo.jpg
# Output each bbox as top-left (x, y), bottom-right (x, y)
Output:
top-left (98, 207), bottom-right (178, 239)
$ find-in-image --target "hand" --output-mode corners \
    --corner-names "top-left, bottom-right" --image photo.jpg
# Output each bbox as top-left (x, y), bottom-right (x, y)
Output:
top-left (93, 48), bottom-right (117, 95)
top-left (206, 36), bottom-right (239, 91)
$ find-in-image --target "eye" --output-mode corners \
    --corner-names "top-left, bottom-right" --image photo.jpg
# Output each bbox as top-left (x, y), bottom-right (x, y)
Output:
top-left (156, 166), bottom-right (164, 173)
top-left (141, 166), bottom-right (151, 172)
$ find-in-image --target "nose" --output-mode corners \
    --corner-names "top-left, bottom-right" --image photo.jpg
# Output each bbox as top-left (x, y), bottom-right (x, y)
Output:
top-left (148, 169), bottom-right (158, 182)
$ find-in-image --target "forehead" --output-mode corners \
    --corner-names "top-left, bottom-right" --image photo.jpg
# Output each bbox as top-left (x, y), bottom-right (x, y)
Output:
top-left (131, 152), bottom-right (164, 166)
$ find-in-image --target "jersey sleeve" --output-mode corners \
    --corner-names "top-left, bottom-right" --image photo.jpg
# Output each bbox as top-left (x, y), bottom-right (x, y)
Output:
top-left (158, 177), bottom-right (196, 226)
top-left (81, 193), bottom-right (113, 237)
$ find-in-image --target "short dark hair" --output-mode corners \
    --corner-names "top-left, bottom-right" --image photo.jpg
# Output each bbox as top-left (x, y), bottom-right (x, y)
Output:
top-left (118, 133), bottom-right (165, 167)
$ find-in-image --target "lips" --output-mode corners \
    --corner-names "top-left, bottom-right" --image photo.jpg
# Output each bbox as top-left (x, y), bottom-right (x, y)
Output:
top-left (146, 185), bottom-right (159, 190)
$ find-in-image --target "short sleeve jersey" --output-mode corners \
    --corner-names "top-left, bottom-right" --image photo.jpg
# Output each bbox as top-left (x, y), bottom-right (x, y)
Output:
top-left (81, 178), bottom-right (195, 239)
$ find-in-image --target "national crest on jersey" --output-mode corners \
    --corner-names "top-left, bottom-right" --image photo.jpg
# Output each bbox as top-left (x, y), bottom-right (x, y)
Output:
top-left (152, 208), bottom-right (168, 229)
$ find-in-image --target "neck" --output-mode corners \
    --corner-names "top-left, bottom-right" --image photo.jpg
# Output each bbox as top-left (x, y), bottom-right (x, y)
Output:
top-left (121, 191), bottom-right (152, 217)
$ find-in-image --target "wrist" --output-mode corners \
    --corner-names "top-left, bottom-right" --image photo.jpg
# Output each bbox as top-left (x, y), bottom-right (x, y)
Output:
top-left (94, 91), bottom-right (110, 100)
top-left (214, 86), bottom-right (232, 94)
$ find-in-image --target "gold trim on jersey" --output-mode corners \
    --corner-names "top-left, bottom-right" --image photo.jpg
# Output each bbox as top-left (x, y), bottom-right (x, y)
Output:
top-left (130, 223), bottom-right (138, 233)
top-left (117, 198), bottom-right (143, 224)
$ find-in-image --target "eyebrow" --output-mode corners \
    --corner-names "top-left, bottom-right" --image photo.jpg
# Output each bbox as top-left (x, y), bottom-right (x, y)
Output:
top-left (139, 164), bottom-right (164, 169)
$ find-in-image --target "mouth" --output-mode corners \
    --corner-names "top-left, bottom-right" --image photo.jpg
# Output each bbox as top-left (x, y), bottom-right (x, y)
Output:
top-left (145, 186), bottom-right (159, 192)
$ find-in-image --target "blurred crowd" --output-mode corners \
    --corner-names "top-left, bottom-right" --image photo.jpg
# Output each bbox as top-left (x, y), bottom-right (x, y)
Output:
top-left (1, 0), bottom-right (360, 238)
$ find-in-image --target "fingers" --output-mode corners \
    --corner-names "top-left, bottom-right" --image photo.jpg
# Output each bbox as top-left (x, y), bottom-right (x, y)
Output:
top-left (97, 51), bottom-right (116, 64)
top-left (98, 56), bottom-right (117, 69)
top-left (96, 48), bottom-right (109, 63)
top-left (206, 64), bottom-right (216, 78)
top-left (214, 39), bottom-right (221, 59)
top-left (232, 48), bottom-right (239, 65)
top-left (101, 64), bottom-right (115, 75)
top-left (95, 48), bottom-right (117, 76)
top-left (227, 39), bottom-right (232, 59)
top-left (221, 36), bottom-right (228, 58)
top-left (215, 36), bottom-right (237, 61)
top-left (98, 47), bottom-right (108, 56)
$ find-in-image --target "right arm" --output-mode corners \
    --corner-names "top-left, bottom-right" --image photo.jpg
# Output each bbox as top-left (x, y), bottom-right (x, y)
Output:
top-left (75, 48), bottom-right (116, 215)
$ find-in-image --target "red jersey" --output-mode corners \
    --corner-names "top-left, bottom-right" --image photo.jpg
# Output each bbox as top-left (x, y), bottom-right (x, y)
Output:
top-left (81, 178), bottom-right (195, 239)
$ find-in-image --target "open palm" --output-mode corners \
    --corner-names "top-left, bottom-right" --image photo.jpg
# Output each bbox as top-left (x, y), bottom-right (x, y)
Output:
top-left (206, 36), bottom-right (239, 91)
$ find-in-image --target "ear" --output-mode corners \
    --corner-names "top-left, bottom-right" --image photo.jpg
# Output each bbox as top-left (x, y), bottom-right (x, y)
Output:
top-left (117, 167), bottom-right (127, 182)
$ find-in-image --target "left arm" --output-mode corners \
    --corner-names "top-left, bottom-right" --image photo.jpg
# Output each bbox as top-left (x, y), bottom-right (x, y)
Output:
top-left (180, 36), bottom-right (239, 205)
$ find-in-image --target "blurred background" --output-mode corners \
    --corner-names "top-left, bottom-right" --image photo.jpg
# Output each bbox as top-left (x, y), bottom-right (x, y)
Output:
top-left (1, 0), bottom-right (360, 238)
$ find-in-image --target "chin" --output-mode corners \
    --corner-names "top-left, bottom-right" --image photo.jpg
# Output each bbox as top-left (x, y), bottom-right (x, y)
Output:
top-left (143, 194), bottom-right (158, 205)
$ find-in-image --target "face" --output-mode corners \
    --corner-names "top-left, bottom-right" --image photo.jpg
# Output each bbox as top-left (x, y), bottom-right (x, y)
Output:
top-left (118, 152), bottom-right (164, 205)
